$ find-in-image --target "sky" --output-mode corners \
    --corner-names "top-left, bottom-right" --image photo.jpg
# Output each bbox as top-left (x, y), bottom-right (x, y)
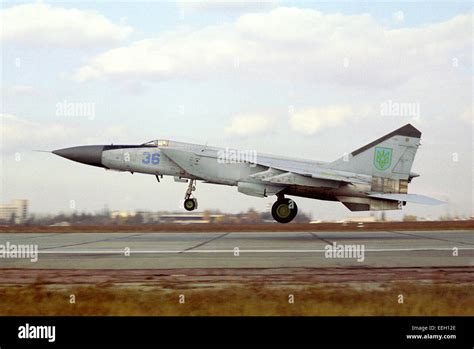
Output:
top-left (1, 0), bottom-right (472, 220)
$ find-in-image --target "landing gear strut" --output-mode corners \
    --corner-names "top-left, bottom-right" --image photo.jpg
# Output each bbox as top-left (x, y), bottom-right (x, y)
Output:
top-left (271, 196), bottom-right (298, 223)
top-left (183, 179), bottom-right (198, 211)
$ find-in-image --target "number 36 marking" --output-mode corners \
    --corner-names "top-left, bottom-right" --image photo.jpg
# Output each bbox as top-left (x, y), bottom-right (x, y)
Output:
top-left (142, 152), bottom-right (160, 164)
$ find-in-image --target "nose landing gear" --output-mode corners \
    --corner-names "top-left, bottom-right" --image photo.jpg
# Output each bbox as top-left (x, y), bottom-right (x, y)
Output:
top-left (271, 196), bottom-right (298, 223)
top-left (183, 179), bottom-right (198, 211)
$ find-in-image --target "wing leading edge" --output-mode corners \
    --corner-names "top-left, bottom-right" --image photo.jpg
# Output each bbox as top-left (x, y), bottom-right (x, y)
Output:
top-left (367, 193), bottom-right (445, 205)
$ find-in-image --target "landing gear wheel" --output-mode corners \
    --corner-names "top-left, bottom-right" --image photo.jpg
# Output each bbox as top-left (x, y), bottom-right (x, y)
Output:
top-left (184, 198), bottom-right (198, 211)
top-left (272, 198), bottom-right (298, 223)
top-left (183, 179), bottom-right (198, 211)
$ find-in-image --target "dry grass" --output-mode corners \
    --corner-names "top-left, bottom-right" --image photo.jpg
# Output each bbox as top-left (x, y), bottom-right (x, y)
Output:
top-left (0, 282), bottom-right (472, 316)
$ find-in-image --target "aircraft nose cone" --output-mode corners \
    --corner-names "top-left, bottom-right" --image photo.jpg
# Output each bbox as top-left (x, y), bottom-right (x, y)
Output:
top-left (53, 145), bottom-right (105, 168)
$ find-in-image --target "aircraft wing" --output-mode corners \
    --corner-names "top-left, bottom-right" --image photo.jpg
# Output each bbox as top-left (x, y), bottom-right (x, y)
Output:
top-left (159, 148), bottom-right (208, 179)
top-left (367, 193), bottom-right (445, 205)
top-left (161, 147), bottom-right (370, 188)
top-left (253, 157), bottom-right (371, 185)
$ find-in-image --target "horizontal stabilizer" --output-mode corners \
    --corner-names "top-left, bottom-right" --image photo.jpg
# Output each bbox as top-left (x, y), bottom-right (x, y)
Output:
top-left (367, 193), bottom-right (445, 205)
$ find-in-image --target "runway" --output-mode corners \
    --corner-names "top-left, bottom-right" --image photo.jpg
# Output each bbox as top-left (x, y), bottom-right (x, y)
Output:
top-left (0, 230), bottom-right (473, 269)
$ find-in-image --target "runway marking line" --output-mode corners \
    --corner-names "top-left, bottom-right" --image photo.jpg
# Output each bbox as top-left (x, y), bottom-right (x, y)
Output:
top-left (308, 232), bottom-right (333, 245)
top-left (38, 233), bottom-right (148, 250)
top-left (181, 232), bottom-right (230, 252)
top-left (33, 247), bottom-right (474, 255)
top-left (387, 230), bottom-right (474, 246)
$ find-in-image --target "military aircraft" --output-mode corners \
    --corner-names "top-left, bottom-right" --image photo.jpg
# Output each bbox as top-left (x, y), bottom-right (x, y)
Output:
top-left (52, 123), bottom-right (442, 223)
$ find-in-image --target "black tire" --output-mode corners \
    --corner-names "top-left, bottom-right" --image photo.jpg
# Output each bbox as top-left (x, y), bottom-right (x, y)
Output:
top-left (271, 198), bottom-right (298, 223)
top-left (184, 198), bottom-right (197, 211)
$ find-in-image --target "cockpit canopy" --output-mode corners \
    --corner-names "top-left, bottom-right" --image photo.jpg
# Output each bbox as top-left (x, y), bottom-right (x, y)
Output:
top-left (141, 139), bottom-right (170, 147)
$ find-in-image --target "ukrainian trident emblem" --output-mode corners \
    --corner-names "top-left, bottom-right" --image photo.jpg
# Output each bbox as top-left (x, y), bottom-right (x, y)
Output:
top-left (374, 147), bottom-right (393, 171)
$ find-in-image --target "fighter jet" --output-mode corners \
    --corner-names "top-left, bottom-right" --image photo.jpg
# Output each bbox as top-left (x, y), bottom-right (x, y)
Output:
top-left (52, 124), bottom-right (442, 223)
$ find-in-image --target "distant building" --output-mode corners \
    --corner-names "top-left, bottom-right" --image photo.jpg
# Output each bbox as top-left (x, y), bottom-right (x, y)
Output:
top-left (339, 216), bottom-right (377, 223)
top-left (0, 199), bottom-right (29, 224)
top-left (136, 211), bottom-right (161, 224)
top-left (110, 211), bottom-right (136, 219)
top-left (49, 221), bottom-right (72, 227)
top-left (159, 213), bottom-right (224, 224)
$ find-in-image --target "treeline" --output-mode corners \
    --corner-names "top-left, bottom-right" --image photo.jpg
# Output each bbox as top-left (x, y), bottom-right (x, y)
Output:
top-left (1, 209), bottom-right (311, 226)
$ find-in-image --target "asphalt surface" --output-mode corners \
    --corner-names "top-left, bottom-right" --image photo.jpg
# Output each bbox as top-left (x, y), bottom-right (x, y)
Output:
top-left (0, 230), bottom-right (473, 269)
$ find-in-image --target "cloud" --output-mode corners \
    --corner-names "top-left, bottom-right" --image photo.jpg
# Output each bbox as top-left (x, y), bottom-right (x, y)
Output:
top-left (225, 113), bottom-right (273, 136)
top-left (459, 107), bottom-right (472, 124)
top-left (1, 3), bottom-right (132, 48)
top-left (0, 113), bottom-right (72, 152)
top-left (0, 114), bottom-right (135, 153)
top-left (393, 10), bottom-right (405, 22)
top-left (74, 7), bottom-right (471, 88)
top-left (177, 0), bottom-right (278, 13)
top-left (0, 85), bottom-right (40, 98)
top-left (289, 105), bottom-right (354, 135)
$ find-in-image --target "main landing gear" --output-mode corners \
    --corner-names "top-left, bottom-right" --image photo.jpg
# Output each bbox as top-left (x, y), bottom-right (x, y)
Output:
top-left (271, 195), bottom-right (298, 224)
top-left (183, 179), bottom-right (198, 211)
